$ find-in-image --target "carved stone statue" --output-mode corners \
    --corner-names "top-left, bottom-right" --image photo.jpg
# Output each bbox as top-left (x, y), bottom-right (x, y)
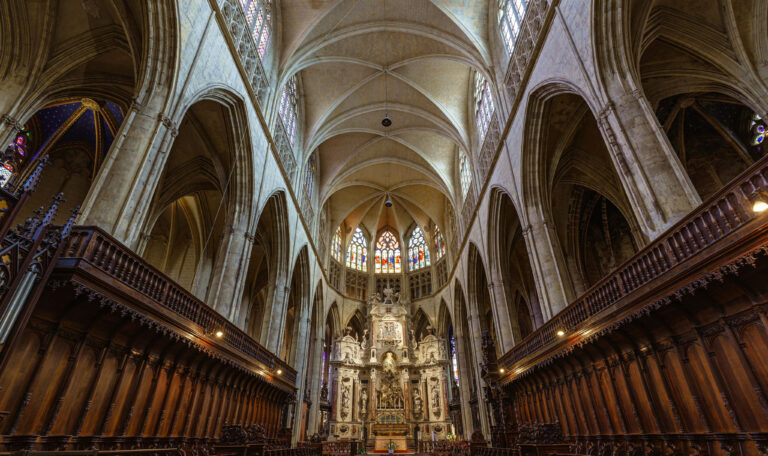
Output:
top-left (361, 329), bottom-right (369, 350)
top-left (431, 384), bottom-right (441, 416)
top-left (410, 329), bottom-right (418, 348)
top-left (412, 388), bottom-right (423, 418)
top-left (360, 388), bottom-right (368, 412)
top-left (341, 385), bottom-right (351, 417)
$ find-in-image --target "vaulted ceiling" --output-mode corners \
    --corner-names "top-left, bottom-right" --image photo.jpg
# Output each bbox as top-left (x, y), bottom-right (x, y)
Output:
top-left (278, 0), bottom-right (490, 243)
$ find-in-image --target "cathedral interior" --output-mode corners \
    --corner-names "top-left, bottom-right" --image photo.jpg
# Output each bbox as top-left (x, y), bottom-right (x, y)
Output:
top-left (1, 0), bottom-right (768, 455)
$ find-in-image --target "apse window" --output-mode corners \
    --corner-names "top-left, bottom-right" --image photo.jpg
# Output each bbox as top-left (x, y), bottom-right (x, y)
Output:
top-left (499, 0), bottom-right (529, 54)
top-left (408, 227), bottom-right (431, 271)
top-left (279, 75), bottom-right (299, 146)
top-left (346, 227), bottom-right (368, 272)
top-left (239, 0), bottom-right (272, 60)
top-left (375, 230), bottom-right (401, 274)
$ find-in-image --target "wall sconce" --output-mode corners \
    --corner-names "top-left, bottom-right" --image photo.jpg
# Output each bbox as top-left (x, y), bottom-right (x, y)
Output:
top-left (556, 329), bottom-right (565, 337)
top-left (276, 369), bottom-right (283, 375)
top-left (498, 368), bottom-right (505, 374)
top-left (215, 330), bottom-right (224, 338)
top-left (749, 189), bottom-right (768, 213)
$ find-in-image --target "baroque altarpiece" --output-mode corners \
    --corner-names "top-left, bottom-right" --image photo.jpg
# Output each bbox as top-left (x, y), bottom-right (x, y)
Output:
top-left (326, 289), bottom-right (454, 450)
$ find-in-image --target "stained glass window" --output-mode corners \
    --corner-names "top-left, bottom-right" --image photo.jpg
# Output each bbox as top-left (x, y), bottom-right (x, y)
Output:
top-left (1, 129), bottom-right (29, 187)
top-left (239, 0), bottom-right (272, 61)
top-left (332, 226), bottom-right (343, 261)
top-left (751, 114), bottom-right (767, 146)
top-left (450, 333), bottom-right (459, 384)
top-left (320, 351), bottom-right (327, 387)
top-left (474, 73), bottom-right (495, 140)
top-left (346, 227), bottom-right (368, 272)
top-left (433, 225), bottom-right (446, 260)
top-left (375, 230), bottom-right (401, 274)
top-left (498, 0), bottom-right (529, 55)
top-left (460, 152), bottom-right (471, 198)
top-left (279, 76), bottom-right (299, 146)
top-left (304, 153), bottom-right (316, 200)
top-left (407, 227), bottom-right (431, 271)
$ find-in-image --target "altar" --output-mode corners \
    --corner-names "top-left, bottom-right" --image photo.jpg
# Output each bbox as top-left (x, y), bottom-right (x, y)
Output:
top-left (326, 288), bottom-right (453, 447)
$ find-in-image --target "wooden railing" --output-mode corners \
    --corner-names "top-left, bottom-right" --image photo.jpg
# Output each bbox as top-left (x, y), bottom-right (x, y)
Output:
top-left (0, 449), bottom-right (184, 456)
top-left (499, 154), bottom-right (768, 372)
top-left (418, 440), bottom-right (469, 456)
top-left (58, 226), bottom-right (297, 385)
top-left (265, 448), bottom-right (320, 456)
top-left (319, 440), bottom-right (358, 456)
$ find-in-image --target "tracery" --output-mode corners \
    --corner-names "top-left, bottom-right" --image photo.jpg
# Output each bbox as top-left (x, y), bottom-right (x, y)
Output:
top-left (408, 226), bottom-right (431, 271)
top-left (346, 227), bottom-right (368, 272)
top-left (375, 230), bottom-right (401, 274)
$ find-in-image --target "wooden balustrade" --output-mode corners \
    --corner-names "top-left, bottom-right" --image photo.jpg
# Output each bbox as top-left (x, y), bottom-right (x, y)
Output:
top-left (319, 440), bottom-right (357, 456)
top-left (418, 439), bottom-right (469, 456)
top-left (498, 155), bottom-right (768, 372)
top-left (0, 448), bottom-right (183, 456)
top-left (57, 225), bottom-right (296, 386)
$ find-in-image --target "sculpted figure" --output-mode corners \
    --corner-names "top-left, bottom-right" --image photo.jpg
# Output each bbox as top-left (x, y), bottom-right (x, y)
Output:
top-left (412, 388), bottom-right (423, 416)
top-left (431, 384), bottom-right (440, 409)
top-left (341, 385), bottom-right (351, 412)
top-left (360, 388), bottom-right (368, 412)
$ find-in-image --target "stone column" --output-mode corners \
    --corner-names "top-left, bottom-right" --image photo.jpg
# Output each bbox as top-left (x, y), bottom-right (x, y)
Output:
top-left (487, 279), bottom-right (514, 352)
top-left (305, 330), bottom-right (325, 435)
top-left (522, 219), bottom-right (575, 319)
top-left (466, 306), bottom-right (491, 439)
top-left (263, 280), bottom-right (290, 353)
top-left (206, 225), bottom-right (252, 320)
top-left (598, 90), bottom-right (700, 237)
top-left (290, 314), bottom-right (313, 444)
top-left (78, 102), bottom-right (178, 244)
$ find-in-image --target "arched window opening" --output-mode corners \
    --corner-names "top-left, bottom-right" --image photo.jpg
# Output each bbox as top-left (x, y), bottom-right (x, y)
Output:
top-left (474, 73), bottom-right (495, 140)
top-left (9, 98), bottom-right (125, 225)
top-left (332, 226), bottom-right (343, 261)
top-left (433, 225), bottom-right (446, 260)
top-left (460, 153), bottom-right (472, 198)
top-left (655, 93), bottom-right (768, 200)
top-left (239, 0), bottom-right (272, 60)
top-left (498, 0), bottom-right (529, 55)
top-left (304, 152), bottom-right (316, 199)
top-left (346, 227), bottom-right (368, 272)
top-left (516, 293), bottom-right (534, 339)
top-left (579, 190), bottom-right (637, 286)
top-left (279, 76), bottom-right (299, 146)
top-left (408, 227), bottom-right (431, 271)
top-left (375, 230), bottom-right (401, 274)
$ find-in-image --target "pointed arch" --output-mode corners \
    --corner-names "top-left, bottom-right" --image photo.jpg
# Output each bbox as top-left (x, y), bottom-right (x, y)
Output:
top-left (281, 246), bottom-right (311, 365)
top-left (238, 191), bottom-right (291, 344)
top-left (488, 186), bottom-right (543, 344)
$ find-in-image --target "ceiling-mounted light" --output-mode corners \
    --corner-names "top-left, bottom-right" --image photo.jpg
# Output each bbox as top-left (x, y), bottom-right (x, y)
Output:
top-left (382, 69), bottom-right (392, 128)
top-left (385, 197), bottom-right (393, 208)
